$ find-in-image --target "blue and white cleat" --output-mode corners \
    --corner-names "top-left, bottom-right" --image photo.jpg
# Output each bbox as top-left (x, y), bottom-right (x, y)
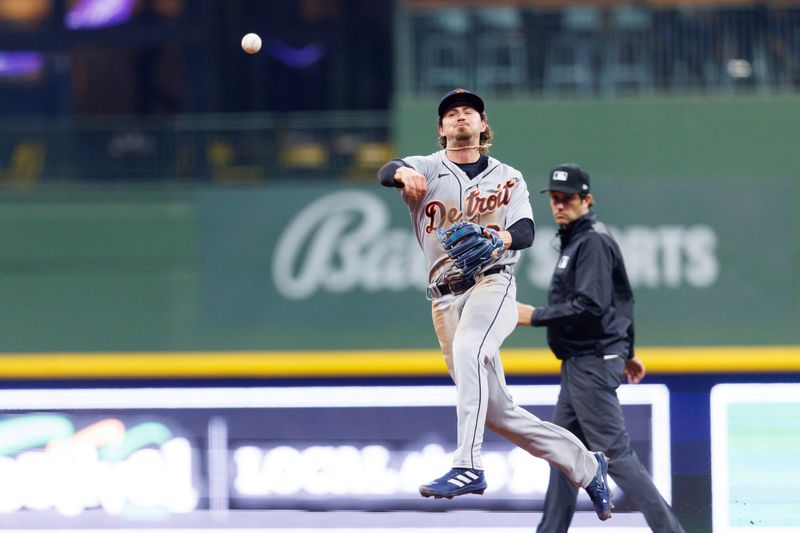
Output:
top-left (419, 467), bottom-right (487, 499)
top-left (585, 452), bottom-right (614, 521)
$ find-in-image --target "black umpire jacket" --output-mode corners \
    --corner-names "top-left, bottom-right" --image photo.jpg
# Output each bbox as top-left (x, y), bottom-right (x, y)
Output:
top-left (531, 212), bottom-right (635, 360)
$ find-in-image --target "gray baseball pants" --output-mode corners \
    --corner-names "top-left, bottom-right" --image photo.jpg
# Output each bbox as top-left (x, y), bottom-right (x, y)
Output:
top-left (432, 274), bottom-right (598, 487)
top-left (536, 355), bottom-right (685, 533)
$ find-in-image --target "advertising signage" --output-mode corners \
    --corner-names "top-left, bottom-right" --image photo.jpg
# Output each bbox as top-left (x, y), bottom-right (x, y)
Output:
top-left (0, 385), bottom-right (669, 530)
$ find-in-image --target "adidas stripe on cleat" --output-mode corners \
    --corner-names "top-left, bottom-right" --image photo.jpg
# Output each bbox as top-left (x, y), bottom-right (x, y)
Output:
top-left (585, 452), bottom-right (615, 521)
top-left (419, 467), bottom-right (487, 499)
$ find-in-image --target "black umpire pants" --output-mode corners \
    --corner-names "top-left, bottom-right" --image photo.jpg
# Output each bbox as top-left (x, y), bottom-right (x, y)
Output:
top-left (536, 355), bottom-right (685, 533)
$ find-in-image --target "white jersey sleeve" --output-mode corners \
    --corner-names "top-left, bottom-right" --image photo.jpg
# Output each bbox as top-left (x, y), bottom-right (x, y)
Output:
top-left (503, 174), bottom-right (534, 229)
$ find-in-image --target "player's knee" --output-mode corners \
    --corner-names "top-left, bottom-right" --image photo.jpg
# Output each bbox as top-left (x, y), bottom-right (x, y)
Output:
top-left (451, 339), bottom-right (477, 361)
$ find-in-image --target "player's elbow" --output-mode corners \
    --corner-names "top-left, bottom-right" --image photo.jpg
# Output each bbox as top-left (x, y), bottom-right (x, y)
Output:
top-left (378, 159), bottom-right (412, 188)
top-left (377, 161), bottom-right (398, 187)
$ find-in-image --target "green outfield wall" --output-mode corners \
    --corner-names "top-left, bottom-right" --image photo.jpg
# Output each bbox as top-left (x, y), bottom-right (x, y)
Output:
top-left (1, 95), bottom-right (798, 354)
top-left (0, 181), bottom-right (796, 353)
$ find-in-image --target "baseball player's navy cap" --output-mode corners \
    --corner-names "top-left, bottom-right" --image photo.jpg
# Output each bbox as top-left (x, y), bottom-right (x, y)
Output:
top-left (541, 164), bottom-right (591, 195)
top-left (438, 88), bottom-right (485, 118)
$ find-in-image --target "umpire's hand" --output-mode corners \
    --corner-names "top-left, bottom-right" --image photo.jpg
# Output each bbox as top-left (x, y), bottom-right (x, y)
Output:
top-left (516, 303), bottom-right (535, 326)
top-left (394, 167), bottom-right (427, 200)
top-left (624, 355), bottom-right (646, 384)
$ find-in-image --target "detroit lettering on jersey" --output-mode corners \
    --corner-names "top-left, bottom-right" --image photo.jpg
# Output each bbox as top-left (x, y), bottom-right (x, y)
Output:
top-left (424, 180), bottom-right (517, 233)
top-left (399, 150), bottom-right (533, 281)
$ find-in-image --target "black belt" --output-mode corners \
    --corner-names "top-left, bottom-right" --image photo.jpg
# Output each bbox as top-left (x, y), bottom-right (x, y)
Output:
top-left (427, 265), bottom-right (509, 299)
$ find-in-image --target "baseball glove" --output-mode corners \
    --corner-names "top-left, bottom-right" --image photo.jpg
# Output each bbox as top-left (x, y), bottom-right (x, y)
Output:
top-left (437, 221), bottom-right (505, 278)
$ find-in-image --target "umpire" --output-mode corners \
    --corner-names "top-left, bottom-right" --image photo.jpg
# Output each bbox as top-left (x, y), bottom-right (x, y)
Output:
top-left (516, 164), bottom-right (685, 533)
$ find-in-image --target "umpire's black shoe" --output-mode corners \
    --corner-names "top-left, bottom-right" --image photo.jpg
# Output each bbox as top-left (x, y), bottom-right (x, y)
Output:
top-left (585, 452), bottom-right (614, 520)
top-left (419, 467), bottom-right (487, 499)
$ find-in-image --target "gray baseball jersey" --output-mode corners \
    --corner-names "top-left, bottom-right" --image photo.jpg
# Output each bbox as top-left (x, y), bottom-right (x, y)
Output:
top-left (399, 150), bottom-right (533, 282)
top-left (395, 150), bottom-right (598, 486)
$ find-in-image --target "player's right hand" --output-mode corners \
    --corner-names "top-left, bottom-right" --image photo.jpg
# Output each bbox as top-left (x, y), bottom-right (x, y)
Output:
top-left (395, 167), bottom-right (427, 200)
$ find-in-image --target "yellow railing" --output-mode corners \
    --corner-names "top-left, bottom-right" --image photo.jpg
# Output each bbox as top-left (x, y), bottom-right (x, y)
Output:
top-left (2, 346), bottom-right (799, 379)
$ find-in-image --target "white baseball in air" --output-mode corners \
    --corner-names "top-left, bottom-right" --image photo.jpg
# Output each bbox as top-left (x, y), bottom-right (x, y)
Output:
top-left (241, 33), bottom-right (262, 54)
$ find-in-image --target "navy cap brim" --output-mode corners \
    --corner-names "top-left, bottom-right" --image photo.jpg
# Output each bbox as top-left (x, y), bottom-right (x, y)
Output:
top-left (540, 184), bottom-right (582, 194)
top-left (438, 91), bottom-right (484, 118)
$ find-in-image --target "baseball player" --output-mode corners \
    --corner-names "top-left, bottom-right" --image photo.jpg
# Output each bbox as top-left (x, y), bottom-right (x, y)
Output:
top-left (376, 89), bottom-right (612, 521)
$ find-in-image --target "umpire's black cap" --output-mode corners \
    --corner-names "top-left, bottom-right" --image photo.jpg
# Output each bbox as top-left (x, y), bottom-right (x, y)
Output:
top-left (541, 164), bottom-right (591, 195)
top-left (438, 88), bottom-right (484, 118)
